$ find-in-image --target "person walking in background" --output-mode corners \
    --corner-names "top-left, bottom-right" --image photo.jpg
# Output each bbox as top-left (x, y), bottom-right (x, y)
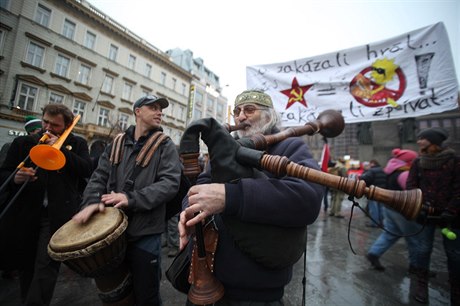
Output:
top-left (163, 213), bottom-right (180, 257)
top-left (328, 158), bottom-right (347, 218)
top-left (365, 149), bottom-right (422, 272)
top-left (407, 127), bottom-right (460, 305)
top-left (0, 104), bottom-right (92, 305)
top-left (0, 115), bottom-right (44, 280)
top-left (360, 159), bottom-right (386, 227)
top-left (0, 115), bottom-right (42, 166)
top-left (322, 160), bottom-right (336, 213)
top-left (73, 95), bottom-right (182, 305)
top-left (89, 140), bottom-right (107, 172)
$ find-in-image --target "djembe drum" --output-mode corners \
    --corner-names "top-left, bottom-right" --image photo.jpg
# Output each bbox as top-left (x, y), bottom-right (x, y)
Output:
top-left (48, 207), bottom-right (134, 306)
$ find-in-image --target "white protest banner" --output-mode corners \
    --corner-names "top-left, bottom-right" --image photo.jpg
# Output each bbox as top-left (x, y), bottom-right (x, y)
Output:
top-left (246, 22), bottom-right (459, 126)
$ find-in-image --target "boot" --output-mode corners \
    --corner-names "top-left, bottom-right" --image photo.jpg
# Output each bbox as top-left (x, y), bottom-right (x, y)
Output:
top-left (451, 278), bottom-right (460, 306)
top-left (408, 265), bottom-right (436, 278)
top-left (366, 253), bottom-right (385, 271)
top-left (414, 270), bottom-right (429, 304)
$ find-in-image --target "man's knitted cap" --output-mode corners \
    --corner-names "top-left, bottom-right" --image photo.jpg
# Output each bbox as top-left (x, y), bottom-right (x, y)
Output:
top-left (417, 127), bottom-right (449, 146)
top-left (234, 90), bottom-right (273, 108)
top-left (24, 115), bottom-right (42, 133)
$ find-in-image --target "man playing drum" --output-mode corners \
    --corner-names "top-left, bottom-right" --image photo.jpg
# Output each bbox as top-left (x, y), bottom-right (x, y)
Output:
top-left (0, 104), bottom-right (92, 305)
top-left (74, 95), bottom-right (182, 305)
top-left (179, 90), bottom-right (324, 305)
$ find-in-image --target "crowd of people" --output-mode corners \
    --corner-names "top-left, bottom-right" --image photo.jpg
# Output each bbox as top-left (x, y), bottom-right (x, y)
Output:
top-left (0, 90), bottom-right (458, 306)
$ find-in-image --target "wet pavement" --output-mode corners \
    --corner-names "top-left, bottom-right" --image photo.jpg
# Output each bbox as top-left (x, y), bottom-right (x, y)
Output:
top-left (0, 198), bottom-right (450, 305)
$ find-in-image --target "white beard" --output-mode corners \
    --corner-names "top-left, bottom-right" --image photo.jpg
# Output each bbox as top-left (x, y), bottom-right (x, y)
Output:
top-left (237, 117), bottom-right (270, 138)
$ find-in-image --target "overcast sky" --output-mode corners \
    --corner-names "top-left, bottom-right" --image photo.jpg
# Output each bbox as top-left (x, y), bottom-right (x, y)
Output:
top-left (87, 0), bottom-right (459, 104)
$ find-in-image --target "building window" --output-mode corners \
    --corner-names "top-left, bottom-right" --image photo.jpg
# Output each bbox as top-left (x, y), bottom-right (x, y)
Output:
top-left (160, 72), bottom-right (166, 85)
top-left (17, 83), bottom-right (38, 111)
top-left (98, 108), bottom-right (110, 127)
top-left (193, 109), bottom-right (202, 120)
top-left (122, 83), bottom-right (133, 101)
top-left (217, 103), bottom-right (223, 114)
top-left (118, 113), bottom-right (129, 131)
top-left (62, 19), bottom-right (76, 40)
top-left (77, 64), bottom-right (91, 84)
top-left (442, 118), bottom-right (452, 128)
top-left (55, 54), bottom-right (70, 77)
top-left (0, 0), bottom-right (11, 9)
top-left (144, 63), bottom-right (152, 78)
top-left (0, 30), bottom-right (4, 51)
top-left (84, 31), bottom-right (96, 49)
top-left (172, 78), bottom-right (177, 91)
top-left (169, 102), bottom-right (176, 117)
top-left (142, 89), bottom-right (150, 96)
top-left (128, 54), bottom-right (136, 70)
top-left (49, 92), bottom-right (64, 104)
top-left (178, 106), bottom-right (185, 121)
top-left (108, 44), bottom-right (118, 61)
top-left (73, 100), bottom-right (86, 121)
top-left (102, 75), bottom-right (114, 94)
top-left (181, 83), bottom-right (186, 96)
top-left (207, 97), bottom-right (214, 109)
top-left (35, 4), bottom-right (51, 27)
top-left (195, 91), bottom-right (203, 105)
top-left (430, 120), bottom-right (440, 128)
top-left (25, 41), bottom-right (45, 67)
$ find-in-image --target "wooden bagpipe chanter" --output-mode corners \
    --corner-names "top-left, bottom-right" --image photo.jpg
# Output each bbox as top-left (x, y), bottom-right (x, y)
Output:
top-left (178, 109), bottom-right (423, 305)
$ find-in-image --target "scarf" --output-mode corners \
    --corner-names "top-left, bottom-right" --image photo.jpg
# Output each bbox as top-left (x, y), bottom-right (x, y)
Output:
top-left (419, 148), bottom-right (456, 170)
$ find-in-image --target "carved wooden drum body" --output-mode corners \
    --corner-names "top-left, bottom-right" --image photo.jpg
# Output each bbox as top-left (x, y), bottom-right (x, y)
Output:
top-left (48, 207), bottom-right (133, 305)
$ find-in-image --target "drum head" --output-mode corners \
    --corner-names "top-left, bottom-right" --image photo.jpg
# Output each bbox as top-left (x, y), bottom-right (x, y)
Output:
top-left (49, 207), bottom-right (124, 252)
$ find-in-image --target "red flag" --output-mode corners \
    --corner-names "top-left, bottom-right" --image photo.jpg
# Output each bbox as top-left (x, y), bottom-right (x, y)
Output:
top-left (320, 143), bottom-right (330, 172)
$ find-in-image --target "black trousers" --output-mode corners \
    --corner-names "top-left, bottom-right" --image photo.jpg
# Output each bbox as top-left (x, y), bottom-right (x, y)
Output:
top-left (126, 234), bottom-right (162, 306)
top-left (20, 214), bottom-right (60, 306)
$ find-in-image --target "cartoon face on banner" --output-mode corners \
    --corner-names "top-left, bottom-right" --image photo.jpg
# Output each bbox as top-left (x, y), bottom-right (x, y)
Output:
top-left (349, 58), bottom-right (407, 108)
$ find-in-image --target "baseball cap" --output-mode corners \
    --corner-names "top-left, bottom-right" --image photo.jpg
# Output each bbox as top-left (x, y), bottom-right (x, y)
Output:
top-left (133, 95), bottom-right (169, 112)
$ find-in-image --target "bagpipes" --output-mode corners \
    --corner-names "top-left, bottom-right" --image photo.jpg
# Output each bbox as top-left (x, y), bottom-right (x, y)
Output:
top-left (177, 109), bottom-right (425, 305)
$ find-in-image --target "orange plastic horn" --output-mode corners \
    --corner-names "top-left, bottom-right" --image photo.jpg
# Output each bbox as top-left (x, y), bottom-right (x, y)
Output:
top-left (30, 114), bottom-right (81, 170)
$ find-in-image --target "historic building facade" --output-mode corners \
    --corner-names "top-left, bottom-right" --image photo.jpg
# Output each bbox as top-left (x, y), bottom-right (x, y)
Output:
top-left (166, 48), bottom-right (228, 126)
top-left (0, 0), bottom-right (227, 149)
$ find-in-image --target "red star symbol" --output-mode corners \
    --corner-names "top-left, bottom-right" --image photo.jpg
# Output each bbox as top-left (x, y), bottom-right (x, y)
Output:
top-left (280, 77), bottom-right (313, 109)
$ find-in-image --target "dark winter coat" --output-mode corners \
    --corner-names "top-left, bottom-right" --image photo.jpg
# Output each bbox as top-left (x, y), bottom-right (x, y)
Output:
top-left (0, 132), bottom-right (91, 269)
top-left (360, 165), bottom-right (387, 188)
top-left (407, 148), bottom-right (460, 228)
top-left (81, 125), bottom-right (182, 240)
top-left (190, 136), bottom-right (324, 301)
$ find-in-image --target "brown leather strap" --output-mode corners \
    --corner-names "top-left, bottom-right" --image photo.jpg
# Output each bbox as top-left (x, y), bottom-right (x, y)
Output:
top-left (188, 222), bottom-right (219, 284)
top-left (109, 133), bottom-right (126, 165)
top-left (110, 131), bottom-right (170, 168)
top-left (139, 133), bottom-right (169, 167)
top-left (136, 131), bottom-right (163, 166)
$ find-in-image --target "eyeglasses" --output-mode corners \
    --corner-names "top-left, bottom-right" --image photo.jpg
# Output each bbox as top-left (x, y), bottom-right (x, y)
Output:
top-left (232, 105), bottom-right (265, 117)
top-left (372, 67), bottom-right (386, 76)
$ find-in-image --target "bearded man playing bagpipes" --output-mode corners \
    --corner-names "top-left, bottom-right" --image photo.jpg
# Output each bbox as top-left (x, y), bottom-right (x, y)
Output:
top-left (179, 90), bottom-right (324, 305)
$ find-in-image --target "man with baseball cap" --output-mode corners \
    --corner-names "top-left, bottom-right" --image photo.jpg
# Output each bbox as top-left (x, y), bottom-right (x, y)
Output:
top-left (74, 94), bottom-right (181, 305)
